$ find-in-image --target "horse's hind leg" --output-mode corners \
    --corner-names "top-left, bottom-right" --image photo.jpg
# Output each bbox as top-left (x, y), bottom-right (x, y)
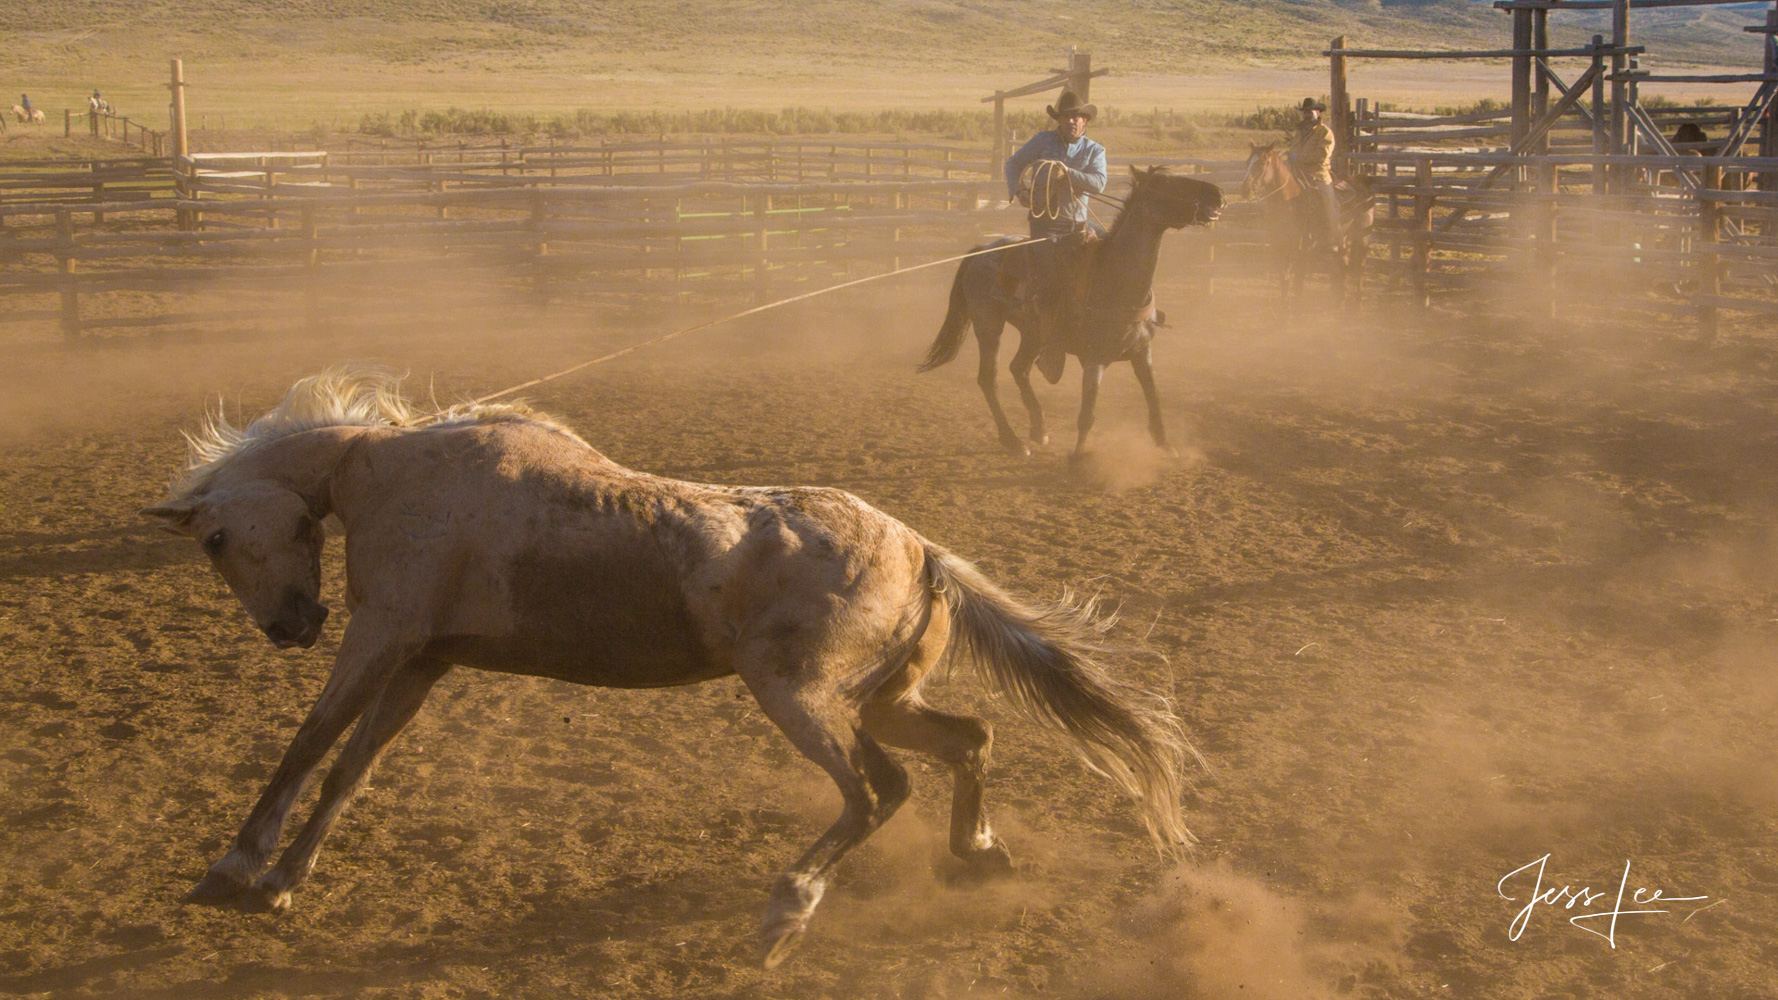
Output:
top-left (975, 317), bottom-right (1029, 457)
top-left (743, 664), bottom-right (909, 968)
top-left (1007, 326), bottom-right (1049, 447)
top-left (861, 696), bottom-right (1010, 872)
top-left (238, 657), bottom-right (451, 913)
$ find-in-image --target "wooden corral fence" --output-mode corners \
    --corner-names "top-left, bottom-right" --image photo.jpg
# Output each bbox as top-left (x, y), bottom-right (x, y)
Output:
top-left (1352, 150), bottom-right (1778, 337)
top-left (1322, 0), bottom-right (1778, 332)
top-left (0, 137), bottom-right (1249, 344)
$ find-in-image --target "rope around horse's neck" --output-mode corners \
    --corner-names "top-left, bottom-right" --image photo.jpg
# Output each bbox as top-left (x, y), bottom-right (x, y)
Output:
top-left (470, 237), bottom-right (1044, 406)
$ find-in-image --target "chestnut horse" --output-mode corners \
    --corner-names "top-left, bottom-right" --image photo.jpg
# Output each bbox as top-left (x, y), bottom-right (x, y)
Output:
top-left (1241, 144), bottom-right (1372, 308)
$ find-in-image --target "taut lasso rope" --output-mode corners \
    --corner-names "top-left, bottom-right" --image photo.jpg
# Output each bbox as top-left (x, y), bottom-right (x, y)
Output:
top-left (471, 237), bottom-right (1044, 405)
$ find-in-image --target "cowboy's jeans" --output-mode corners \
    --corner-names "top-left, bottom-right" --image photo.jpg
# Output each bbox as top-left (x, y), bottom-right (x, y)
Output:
top-left (1024, 219), bottom-right (1100, 382)
top-left (1308, 180), bottom-right (1341, 249)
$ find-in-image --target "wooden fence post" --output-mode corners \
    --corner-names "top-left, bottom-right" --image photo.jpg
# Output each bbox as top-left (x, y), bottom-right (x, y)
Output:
top-left (1413, 157), bottom-right (1432, 308)
top-left (991, 94), bottom-right (1006, 181)
top-left (531, 189), bottom-right (549, 306)
top-left (301, 204), bottom-right (318, 268)
top-left (1330, 36), bottom-right (1348, 174)
top-left (755, 193), bottom-right (770, 304)
top-left (1610, 0), bottom-right (1630, 193)
top-left (64, 109), bottom-right (71, 138)
top-left (1698, 162), bottom-right (1721, 345)
top-left (55, 208), bottom-right (78, 343)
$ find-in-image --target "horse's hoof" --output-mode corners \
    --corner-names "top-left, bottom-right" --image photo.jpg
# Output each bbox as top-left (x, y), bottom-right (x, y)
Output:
top-left (1067, 449), bottom-right (1091, 468)
top-left (965, 840), bottom-right (1016, 876)
top-left (1029, 433), bottom-right (1050, 448)
top-left (181, 871), bottom-right (249, 907)
top-left (760, 919), bottom-right (807, 970)
top-left (1001, 439), bottom-right (1032, 458)
top-left (235, 882), bottom-right (292, 915)
top-left (1159, 444), bottom-right (1181, 460)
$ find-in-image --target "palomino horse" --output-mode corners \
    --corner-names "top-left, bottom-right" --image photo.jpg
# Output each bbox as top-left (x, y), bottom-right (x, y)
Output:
top-left (11, 105), bottom-right (45, 125)
top-left (142, 368), bottom-right (1195, 969)
top-left (1241, 144), bottom-right (1372, 308)
top-left (919, 166), bottom-right (1222, 459)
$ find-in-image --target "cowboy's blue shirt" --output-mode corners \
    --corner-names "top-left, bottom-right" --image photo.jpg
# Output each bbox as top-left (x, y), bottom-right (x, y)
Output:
top-left (1003, 131), bottom-right (1107, 225)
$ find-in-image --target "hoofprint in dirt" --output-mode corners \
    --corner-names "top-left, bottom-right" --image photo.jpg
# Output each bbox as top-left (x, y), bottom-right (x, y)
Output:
top-left (2, 275), bottom-right (1778, 998)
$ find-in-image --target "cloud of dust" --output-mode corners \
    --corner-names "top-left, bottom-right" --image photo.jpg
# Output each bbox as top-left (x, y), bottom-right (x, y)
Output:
top-left (1085, 862), bottom-right (1403, 1000)
top-left (1073, 426), bottom-right (1207, 492)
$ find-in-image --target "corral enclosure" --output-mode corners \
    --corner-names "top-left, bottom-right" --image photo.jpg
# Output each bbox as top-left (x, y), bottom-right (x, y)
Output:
top-left (6, 2), bottom-right (1778, 998)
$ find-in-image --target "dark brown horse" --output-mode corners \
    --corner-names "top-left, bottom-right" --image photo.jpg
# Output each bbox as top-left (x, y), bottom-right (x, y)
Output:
top-left (918, 166), bottom-right (1223, 459)
top-left (1240, 144), bottom-right (1372, 308)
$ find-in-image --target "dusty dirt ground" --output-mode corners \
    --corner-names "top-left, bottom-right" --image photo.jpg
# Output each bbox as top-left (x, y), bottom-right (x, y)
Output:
top-left (3, 257), bottom-right (1778, 999)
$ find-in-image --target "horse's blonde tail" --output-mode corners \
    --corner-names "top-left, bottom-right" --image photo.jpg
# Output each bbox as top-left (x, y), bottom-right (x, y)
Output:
top-left (921, 540), bottom-right (1196, 851)
top-left (916, 258), bottom-right (974, 373)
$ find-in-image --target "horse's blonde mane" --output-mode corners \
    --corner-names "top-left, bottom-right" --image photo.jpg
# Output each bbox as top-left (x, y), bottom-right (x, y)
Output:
top-left (172, 365), bottom-right (573, 497)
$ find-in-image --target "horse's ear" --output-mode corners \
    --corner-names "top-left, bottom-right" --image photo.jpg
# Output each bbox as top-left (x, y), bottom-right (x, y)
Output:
top-left (141, 497), bottom-right (199, 533)
top-left (1128, 164), bottom-right (1142, 180)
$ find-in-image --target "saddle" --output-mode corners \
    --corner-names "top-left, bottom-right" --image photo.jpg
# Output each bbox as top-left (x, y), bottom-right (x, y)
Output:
top-left (994, 232), bottom-right (1166, 361)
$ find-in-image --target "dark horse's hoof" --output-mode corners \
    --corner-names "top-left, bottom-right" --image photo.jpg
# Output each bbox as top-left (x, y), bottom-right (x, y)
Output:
top-left (1001, 438), bottom-right (1033, 459)
top-left (182, 871), bottom-right (249, 907)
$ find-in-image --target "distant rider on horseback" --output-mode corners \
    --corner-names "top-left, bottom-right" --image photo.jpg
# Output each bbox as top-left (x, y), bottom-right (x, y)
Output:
top-left (1003, 90), bottom-right (1107, 384)
top-left (1289, 97), bottom-right (1342, 252)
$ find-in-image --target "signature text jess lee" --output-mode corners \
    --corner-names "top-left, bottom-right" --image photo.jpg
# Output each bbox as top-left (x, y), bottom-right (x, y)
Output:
top-left (1497, 855), bottom-right (1708, 947)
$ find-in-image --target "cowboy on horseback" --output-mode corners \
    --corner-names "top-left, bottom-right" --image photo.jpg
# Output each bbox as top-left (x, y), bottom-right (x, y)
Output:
top-left (1289, 97), bottom-right (1342, 252)
top-left (1003, 90), bottom-right (1107, 383)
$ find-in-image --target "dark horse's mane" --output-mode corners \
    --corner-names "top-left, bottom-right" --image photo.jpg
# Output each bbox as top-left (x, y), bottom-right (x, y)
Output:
top-left (1105, 165), bottom-right (1170, 242)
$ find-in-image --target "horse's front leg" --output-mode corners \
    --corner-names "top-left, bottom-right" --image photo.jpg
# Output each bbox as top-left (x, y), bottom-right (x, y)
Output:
top-left (242, 656), bottom-right (451, 913)
top-left (1071, 362), bottom-right (1106, 458)
top-left (1130, 346), bottom-right (1177, 457)
top-left (184, 620), bottom-right (416, 908)
top-left (1007, 322), bottom-right (1049, 448)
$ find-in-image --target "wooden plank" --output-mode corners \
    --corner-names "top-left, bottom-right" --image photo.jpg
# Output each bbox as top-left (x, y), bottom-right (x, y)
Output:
top-left (1611, 73), bottom-right (1778, 83)
top-left (1495, 0), bottom-right (1762, 9)
top-left (1693, 293), bottom-right (1778, 316)
top-left (1324, 46), bottom-right (1640, 58)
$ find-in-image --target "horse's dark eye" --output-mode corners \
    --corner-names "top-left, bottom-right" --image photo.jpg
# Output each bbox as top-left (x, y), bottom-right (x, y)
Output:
top-left (203, 530), bottom-right (226, 555)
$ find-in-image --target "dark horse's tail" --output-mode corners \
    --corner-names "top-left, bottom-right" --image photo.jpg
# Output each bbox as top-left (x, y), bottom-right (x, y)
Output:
top-left (916, 256), bottom-right (975, 373)
top-left (920, 539), bottom-right (1198, 851)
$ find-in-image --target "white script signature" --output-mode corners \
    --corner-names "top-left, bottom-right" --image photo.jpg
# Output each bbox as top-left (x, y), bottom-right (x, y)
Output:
top-left (1497, 855), bottom-right (1708, 947)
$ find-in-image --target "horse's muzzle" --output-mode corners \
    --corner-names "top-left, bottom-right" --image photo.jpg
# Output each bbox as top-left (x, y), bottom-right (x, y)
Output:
top-left (265, 589), bottom-right (329, 649)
